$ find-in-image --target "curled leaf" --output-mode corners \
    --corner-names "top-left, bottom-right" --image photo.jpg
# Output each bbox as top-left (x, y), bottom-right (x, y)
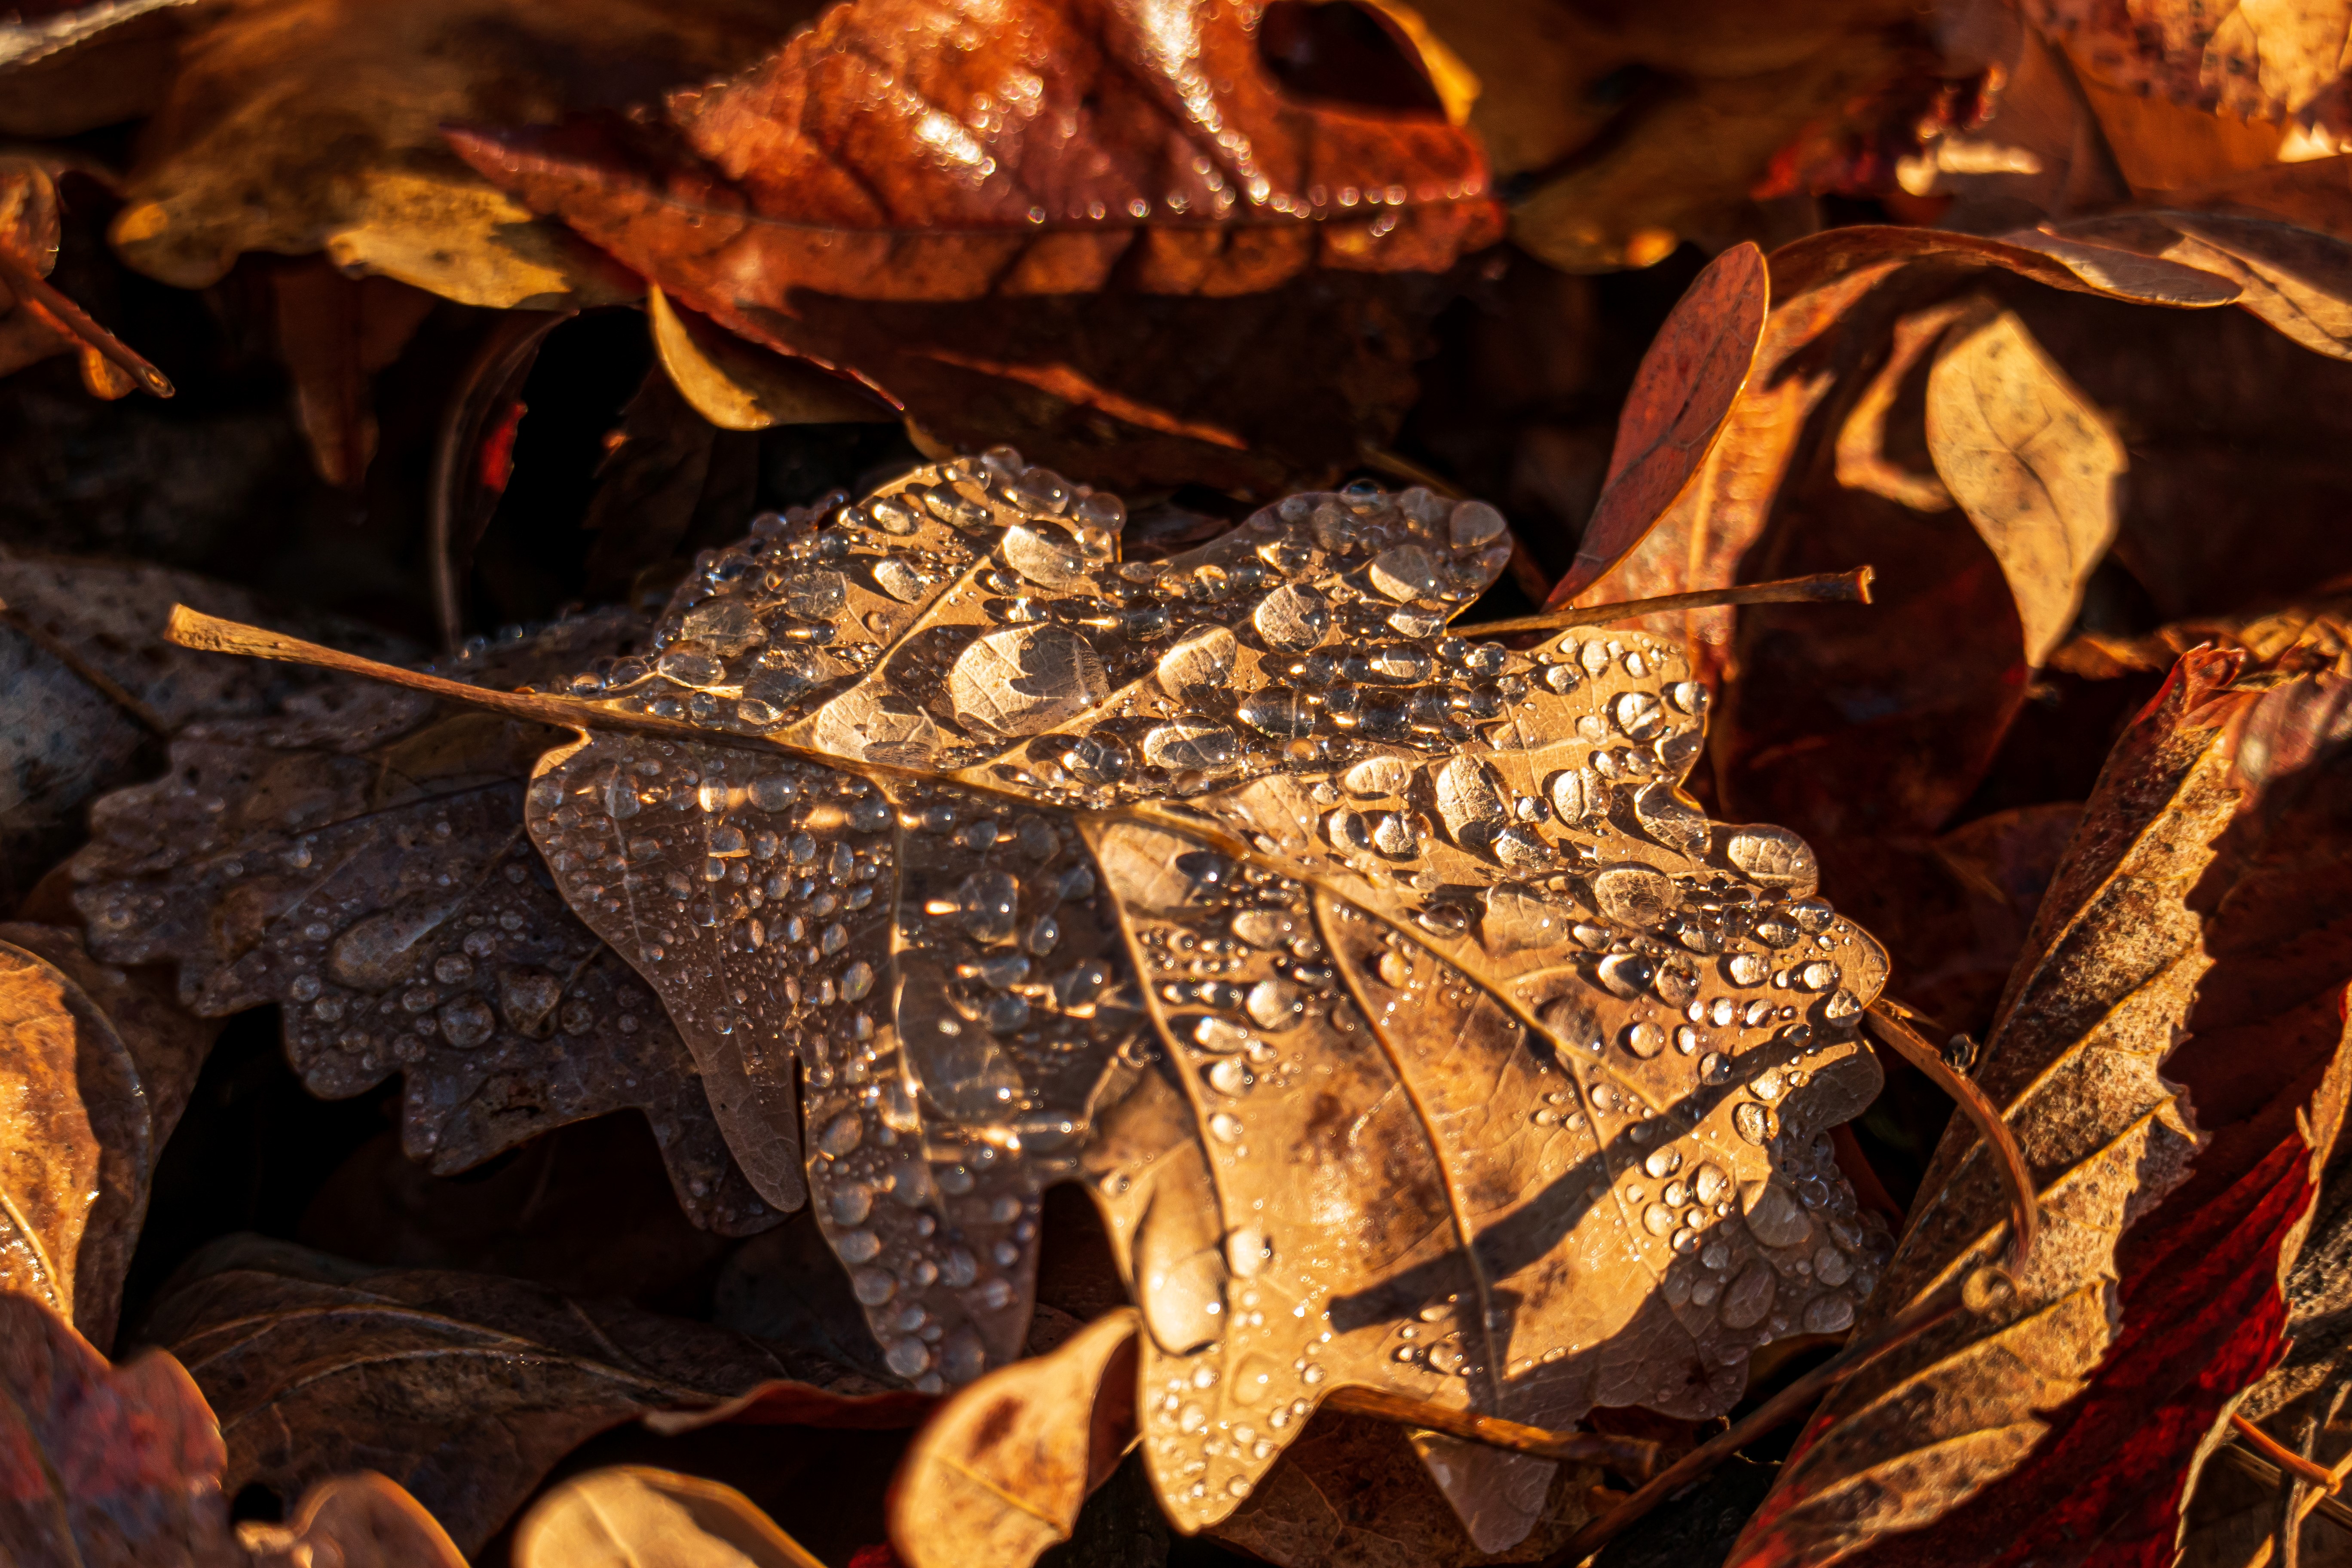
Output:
top-left (515, 1466), bottom-right (823, 1568)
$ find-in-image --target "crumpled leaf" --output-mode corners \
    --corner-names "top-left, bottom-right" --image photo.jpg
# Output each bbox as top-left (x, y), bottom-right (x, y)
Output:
top-left (514, 1466), bottom-right (823, 1568)
top-left (1733, 645), bottom-right (2352, 1564)
top-left (146, 1239), bottom-right (915, 1554)
top-left (82, 0), bottom-right (814, 306)
top-left (0, 922), bottom-right (218, 1351)
top-left (178, 450), bottom-right (1904, 1548)
top-left (890, 1306), bottom-right (1137, 1568)
top-left (447, 0), bottom-right (1503, 491)
top-left (0, 1290), bottom-right (238, 1568)
top-left (70, 609), bottom-right (770, 1233)
top-left (2027, 0), bottom-right (2352, 136)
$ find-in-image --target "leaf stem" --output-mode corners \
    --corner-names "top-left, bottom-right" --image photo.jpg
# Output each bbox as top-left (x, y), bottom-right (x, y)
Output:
top-left (2237, 1413), bottom-right (2343, 1491)
top-left (1459, 568), bottom-right (1874, 638)
top-left (0, 247), bottom-right (173, 398)
top-left (2218, 1442), bottom-right (2352, 1533)
top-left (1322, 1387), bottom-right (1662, 1479)
top-left (1865, 1003), bottom-right (2040, 1270)
top-left (1539, 1298), bottom-right (1957, 1567)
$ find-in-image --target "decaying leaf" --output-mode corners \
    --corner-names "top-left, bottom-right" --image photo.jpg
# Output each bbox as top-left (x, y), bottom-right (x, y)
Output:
top-left (447, 0), bottom-right (1504, 490)
top-left (173, 450), bottom-right (1902, 1548)
top-left (646, 287), bottom-right (895, 434)
top-left (0, 922), bottom-right (217, 1351)
top-left (238, 1472), bottom-right (469, 1568)
top-left (0, 1290), bottom-right (237, 1567)
top-left (87, 0), bottom-right (807, 306)
top-left (1735, 645), bottom-right (2352, 1564)
top-left (70, 609), bottom-right (771, 1232)
top-left (146, 1239), bottom-right (917, 1553)
top-left (514, 1466), bottom-right (824, 1568)
top-left (890, 1306), bottom-right (1138, 1568)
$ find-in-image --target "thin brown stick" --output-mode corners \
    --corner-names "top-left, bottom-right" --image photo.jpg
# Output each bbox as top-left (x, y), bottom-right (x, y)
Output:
top-left (1865, 1003), bottom-right (2040, 1270)
top-left (1459, 567), bottom-right (1874, 637)
top-left (1540, 1299), bottom-right (1957, 1567)
top-left (0, 248), bottom-right (173, 398)
top-left (1322, 1387), bottom-right (1661, 1479)
top-left (2239, 1413), bottom-right (2342, 1491)
top-left (2223, 1443), bottom-right (2352, 1533)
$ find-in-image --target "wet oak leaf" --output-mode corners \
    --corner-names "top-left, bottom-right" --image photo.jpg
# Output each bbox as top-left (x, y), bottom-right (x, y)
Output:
top-left (182, 452), bottom-right (1900, 1545)
top-left (145, 1241), bottom-right (918, 1555)
top-left (0, 922), bottom-right (217, 1352)
top-left (445, 0), bottom-right (1504, 490)
top-left (70, 609), bottom-right (771, 1234)
top-left (1733, 647), bottom-right (2352, 1564)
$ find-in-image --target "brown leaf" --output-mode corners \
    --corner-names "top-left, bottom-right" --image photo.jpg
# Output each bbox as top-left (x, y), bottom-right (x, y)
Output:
top-left (146, 1242), bottom-right (910, 1554)
top-left (1734, 646), bottom-right (2352, 1562)
top-left (445, 0), bottom-right (1503, 490)
top-left (0, 923), bottom-right (217, 1350)
top-left (1923, 294), bottom-right (2125, 666)
top-left (0, 1290), bottom-right (239, 1568)
top-left (2025, 0), bottom-right (2352, 135)
top-left (263, 258), bottom-right (437, 488)
top-left (889, 1306), bottom-right (1138, 1568)
top-left (2046, 211), bottom-right (2352, 361)
top-left (1548, 242), bottom-right (1769, 603)
top-left (70, 609), bottom-right (771, 1233)
top-left (239, 1473), bottom-right (469, 1568)
top-left (514, 1466), bottom-right (824, 1568)
top-left (95, 0), bottom-right (802, 306)
top-left (178, 451), bottom-right (1901, 1548)
top-left (646, 287), bottom-right (896, 434)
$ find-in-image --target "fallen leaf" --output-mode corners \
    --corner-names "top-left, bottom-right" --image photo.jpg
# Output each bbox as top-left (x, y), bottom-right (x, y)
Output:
top-left (2026, 0), bottom-right (2352, 136)
top-left (70, 608), bottom-right (772, 1233)
top-left (514, 1466), bottom-right (824, 1568)
top-left (0, 552), bottom-right (411, 912)
top-left (146, 1241), bottom-right (914, 1554)
top-left (0, 922), bottom-right (218, 1350)
top-left (1733, 645), bottom-right (2352, 1564)
top-left (263, 258), bottom-right (437, 487)
top-left (1923, 294), bottom-right (2125, 666)
top-left (647, 287), bottom-right (895, 434)
top-left (239, 1472), bottom-right (469, 1568)
top-left (446, 0), bottom-right (1504, 490)
top-left (92, 0), bottom-right (810, 306)
top-left (0, 1291), bottom-right (237, 1568)
top-left (889, 1306), bottom-right (1138, 1568)
top-left (175, 451), bottom-right (1902, 1547)
top-left (1547, 242), bottom-right (1769, 603)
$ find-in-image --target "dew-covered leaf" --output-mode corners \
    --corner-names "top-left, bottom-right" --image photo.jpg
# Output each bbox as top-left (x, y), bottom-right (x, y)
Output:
top-left (0, 922), bottom-right (217, 1351)
top-left (179, 450), bottom-right (1902, 1548)
top-left (146, 1240), bottom-right (913, 1555)
top-left (70, 609), bottom-right (771, 1234)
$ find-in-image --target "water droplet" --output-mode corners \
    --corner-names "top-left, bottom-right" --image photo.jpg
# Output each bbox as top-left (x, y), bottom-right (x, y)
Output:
top-left (1719, 1266), bottom-right (1775, 1330)
top-left (657, 641), bottom-right (726, 688)
top-left (819, 1111), bottom-right (866, 1158)
top-left (1642, 1202), bottom-right (1675, 1235)
top-left (949, 625), bottom-right (1109, 735)
top-left (1742, 1179), bottom-right (1811, 1248)
top-left (1238, 687), bottom-right (1317, 738)
top-left (1142, 720), bottom-right (1239, 772)
top-left (1633, 783), bottom-right (1710, 855)
top-left (837, 1228), bottom-right (883, 1263)
top-left (1225, 1228), bottom-right (1271, 1277)
top-left (1449, 499), bottom-right (1505, 548)
top-left (1734, 1102), bottom-right (1774, 1144)
top-left (1799, 961), bottom-right (1837, 991)
top-left (1245, 980), bottom-right (1305, 1031)
top-left (1675, 1025), bottom-right (1701, 1054)
top-left (1726, 827), bottom-right (1819, 895)
top-left (1727, 952), bottom-right (1768, 986)
top-left (852, 1268), bottom-right (896, 1305)
top-left (1612, 691), bottom-right (1663, 740)
top-left (438, 995), bottom-right (495, 1049)
top-left (1823, 988), bottom-right (1861, 1021)
top-left (1159, 625), bottom-right (1238, 700)
top-left (1643, 1145), bottom-right (1682, 1179)
top-left (1367, 545), bottom-right (1439, 600)
top-left (1253, 583), bottom-right (1332, 650)
top-left (955, 871), bottom-right (1020, 943)
top-left (1592, 867), bottom-right (1675, 928)
top-left (1433, 756), bottom-right (1506, 844)
top-left (1814, 1246), bottom-right (1853, 1287)
top-left (830, 1185), bottom-right (874, 1225)
top-left (888, 1338), bottom-right (933, 1377)
top-left (1803, 1294), bottom-right (1855, 1333)
top-left (1210, 1112), bottom-right (1244, 1142)
top-left (1624, 1021), bottom-right (1666, 1057)
top-left (1597, 952), bottom-right (1654, 999)
top-left (1003, 522), bottom-right (1092, 586)
top-left (1549, 767), bottom-right (1599, 824)
top-left (1700, 1051), bottom-right (1729, 1084)
top-left (1061, 733), bottom-right (1131, 784)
